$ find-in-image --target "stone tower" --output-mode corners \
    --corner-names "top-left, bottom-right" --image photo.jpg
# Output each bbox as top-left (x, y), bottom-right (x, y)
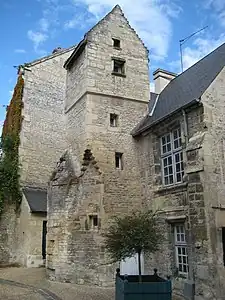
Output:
top-left (47, 5), bottom-right (150, 286)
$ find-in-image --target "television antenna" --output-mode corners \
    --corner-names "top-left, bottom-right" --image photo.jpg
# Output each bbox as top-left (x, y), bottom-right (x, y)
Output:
top-left (179, 26), bottom-right (208, 72)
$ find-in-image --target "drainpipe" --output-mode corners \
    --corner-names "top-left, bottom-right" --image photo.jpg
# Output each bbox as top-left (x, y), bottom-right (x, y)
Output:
top-left (182, 109), bottom-right (196, 286)
top-left (182, 109), bottom-right (188, 146)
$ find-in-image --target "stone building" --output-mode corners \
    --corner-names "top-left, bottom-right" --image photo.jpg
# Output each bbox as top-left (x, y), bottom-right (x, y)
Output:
top-left (46, 5), bottom-right (149, 286)
top-left (1, 4), bottom-right (225, 300)
top-left (0, 46), bottom-right (74, 267)
top-left (45, 5), bottom-right (225, 300)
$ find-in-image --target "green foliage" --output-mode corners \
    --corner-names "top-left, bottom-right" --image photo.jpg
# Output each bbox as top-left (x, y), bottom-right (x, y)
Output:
top-left (0, 74), bottom-right (24, 214)
top-left (104, 210), bottom-right (163, 263)
top-left (0, 134), bottom-right (22, 213)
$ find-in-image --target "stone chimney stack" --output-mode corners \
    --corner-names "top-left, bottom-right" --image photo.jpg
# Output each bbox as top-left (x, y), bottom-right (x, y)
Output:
top-left (153, 69), bottom-right (176, 94)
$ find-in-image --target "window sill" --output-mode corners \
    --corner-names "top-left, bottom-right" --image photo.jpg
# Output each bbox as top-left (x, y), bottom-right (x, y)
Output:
top-left (113, 47), bottom-right (122, 50)
top-left (111, 72), bottom-right (126, 78)
top-left (154, 182), bottom-right (187, 194)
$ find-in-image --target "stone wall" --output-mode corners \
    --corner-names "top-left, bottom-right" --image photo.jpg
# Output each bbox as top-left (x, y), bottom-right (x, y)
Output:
top-left (136, 104), bottom-right (209, 297)
top-left (65, 48), bottom-right (87, 110)
top-left (19, 48), bottom-right (73, 189)
top-left (15, 195), bottom-right (47, 267)
top-left (86, 5), bottom-right (149, 102)
top-left (0, 205), bottom-right (17, 266)
top-left (48, 6), bottom-right (150, 286)
top-left (47, 150), bottom-right (116, 286)
top-left (199, 66), bottom-right (225, 299)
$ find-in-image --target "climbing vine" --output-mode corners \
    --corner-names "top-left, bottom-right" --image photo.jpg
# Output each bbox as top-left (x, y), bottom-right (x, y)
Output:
top-left (0, 75), bottom-right (24, 213)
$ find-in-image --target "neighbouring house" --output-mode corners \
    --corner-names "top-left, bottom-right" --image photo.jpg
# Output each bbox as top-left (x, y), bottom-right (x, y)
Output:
top-left (1, 4), bottom-right (225, 300)
top-left (0, 46), bottom-right (74, 267)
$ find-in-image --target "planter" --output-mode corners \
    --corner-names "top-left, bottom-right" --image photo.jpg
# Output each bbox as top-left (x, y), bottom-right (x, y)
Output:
top-left (115, 268), bottom-right (172, 300)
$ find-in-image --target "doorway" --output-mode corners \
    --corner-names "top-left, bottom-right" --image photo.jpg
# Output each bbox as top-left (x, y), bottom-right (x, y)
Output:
top-left (120, 253), bottom-right (144, 275)
top-left (42, 221), bottom-right (47, 260)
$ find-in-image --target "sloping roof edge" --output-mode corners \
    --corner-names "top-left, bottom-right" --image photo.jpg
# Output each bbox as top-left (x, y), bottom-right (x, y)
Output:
top-left (132, 99), bottom-right (200, 137)
top-left (64, 38), bottom-right (87, 70)
top-left (24, 45), bottom-right (76, 68)
top-left (64, 4), bottom-right (149, 70)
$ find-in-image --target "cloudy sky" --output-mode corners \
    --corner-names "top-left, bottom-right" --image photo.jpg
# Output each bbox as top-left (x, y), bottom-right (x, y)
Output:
top-left (0, 0), bottom-right (225, 126)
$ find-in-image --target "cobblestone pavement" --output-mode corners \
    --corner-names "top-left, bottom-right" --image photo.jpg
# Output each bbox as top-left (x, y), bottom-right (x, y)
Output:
top-left (0, 267), bottom-right (114, 300)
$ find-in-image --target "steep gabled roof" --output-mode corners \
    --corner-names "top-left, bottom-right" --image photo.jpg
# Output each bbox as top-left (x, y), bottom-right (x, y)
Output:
top-left (64, 4), bottom-right (148, 70)
top-left (132, 42), bottom-right (225, 136)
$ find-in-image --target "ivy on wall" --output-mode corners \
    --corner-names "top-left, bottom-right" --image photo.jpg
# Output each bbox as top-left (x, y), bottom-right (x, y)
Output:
top-left (0, 75), bottom-right (24, 213)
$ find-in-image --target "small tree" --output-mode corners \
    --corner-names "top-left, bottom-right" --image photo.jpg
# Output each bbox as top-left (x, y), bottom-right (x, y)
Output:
top-left (104, 210), bottom-right (163, 282)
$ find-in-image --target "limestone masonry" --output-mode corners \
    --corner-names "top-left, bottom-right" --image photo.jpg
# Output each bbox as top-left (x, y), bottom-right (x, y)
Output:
top-left (1, 4), bottom-right (225, 300)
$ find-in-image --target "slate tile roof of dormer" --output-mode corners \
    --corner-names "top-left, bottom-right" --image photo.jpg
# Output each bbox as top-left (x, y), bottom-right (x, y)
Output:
top-left (23, 188), bottom-right (47, 213)
top-left (132, 42), bottom-right (225, 136)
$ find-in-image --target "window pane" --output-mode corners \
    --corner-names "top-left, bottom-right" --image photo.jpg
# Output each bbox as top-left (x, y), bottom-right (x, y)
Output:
top-left (176, 173), bottom-right (181, 182)
top-left (169, 175), bottom-right (173, 184)
top-left (163, 145), bottom-right (166, 153)
top-left (168, 156), bottom-right (172, 165)
top-left (174, 130), bottom-right (178, 139)
top-left (174, 140), bottom-right (179, 149)
top-left (163, 158), bottom-right (167, 167)
top-left (175, 153), bottom-right (180, 163)
top-left (169, 166), bottom-right (173, 174)
top-left (166, 134), bottom-right (170, 143)
top-left (164, 168), bottom-right (168, 176)
top-left (179, 264), bottom-right (183, 272)
top-left (162, 136), bottom-right (166, 145)
top-left (173, 128), bottom-right (182, 149)
top-left (176, 163), bottom-right (181, 172)
top-left (165, 177), bottom-right (169, 185)
top-left (181, 234), bottom-right (185, 242)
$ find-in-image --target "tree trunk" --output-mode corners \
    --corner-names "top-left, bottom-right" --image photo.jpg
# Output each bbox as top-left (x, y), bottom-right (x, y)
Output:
top-left (138, 251), bottom-right (142, 283)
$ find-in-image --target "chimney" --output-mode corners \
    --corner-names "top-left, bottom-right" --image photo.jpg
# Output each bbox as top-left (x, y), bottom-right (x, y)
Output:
top-left (153, 69), bottom-right (176, 94)
top-left (52, 47), bottom-right (63, 54)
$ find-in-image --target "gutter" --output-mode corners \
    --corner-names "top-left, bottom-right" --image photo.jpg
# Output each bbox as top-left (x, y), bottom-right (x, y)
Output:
top-left (132, 98), bottom-right (201, 137)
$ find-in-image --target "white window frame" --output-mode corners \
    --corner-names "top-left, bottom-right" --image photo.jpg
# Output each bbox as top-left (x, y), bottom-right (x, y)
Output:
top-left (174, 224), bottom-right (189, 276)
top-left (161, 128), bottom-right (184, 186)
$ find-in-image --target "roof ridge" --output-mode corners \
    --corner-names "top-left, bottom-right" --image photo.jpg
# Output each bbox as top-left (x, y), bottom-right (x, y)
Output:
top-left (86, 4), bottom-right (148, 56)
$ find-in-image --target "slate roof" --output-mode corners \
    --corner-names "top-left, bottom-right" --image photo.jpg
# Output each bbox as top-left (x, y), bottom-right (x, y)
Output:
top-left (132, 42), bottom-right (225, 136)
top-left (23, 188), bottom-right (47, 213)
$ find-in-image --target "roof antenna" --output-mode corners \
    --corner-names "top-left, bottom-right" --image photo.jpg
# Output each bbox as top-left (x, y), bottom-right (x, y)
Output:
top-left (179, 26), bottom-right (208, 73)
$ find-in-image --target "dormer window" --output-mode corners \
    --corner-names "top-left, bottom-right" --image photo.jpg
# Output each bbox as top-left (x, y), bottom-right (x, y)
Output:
top-left (113, 38), bottom-right (121, 49)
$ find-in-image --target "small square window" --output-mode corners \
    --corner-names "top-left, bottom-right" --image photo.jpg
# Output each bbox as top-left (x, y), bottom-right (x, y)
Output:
top-left (110, 113), bottom-right (118, 127)
top-left (112, 59), bottom-right (125, 75)
top-left (115, 152), bottom-right (123, 169)
top-left (113, 38), bottom-right (121, 48)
